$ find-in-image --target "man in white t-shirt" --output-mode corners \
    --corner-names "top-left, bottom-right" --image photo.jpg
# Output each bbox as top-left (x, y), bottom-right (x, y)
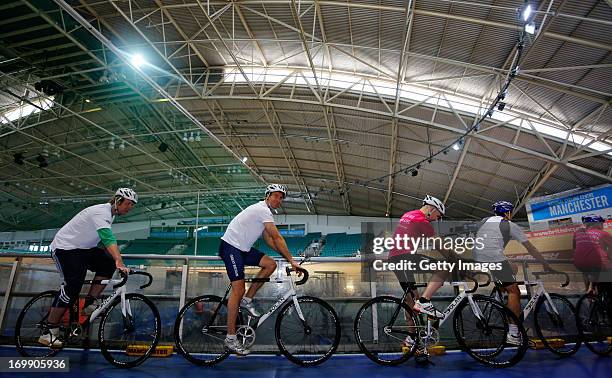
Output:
top-left (219, 184), bottom-right (301, 355)
top-left (474, 200), bottom-right (552, 345)
top-left (39, 188), bottom-right (137, 348)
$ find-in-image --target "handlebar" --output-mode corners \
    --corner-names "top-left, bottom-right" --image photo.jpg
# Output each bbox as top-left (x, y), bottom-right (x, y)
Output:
top-left (464, 275), bottom-right (480, 294)
top-left (112, 269), bottom-right (154, 289)
top-left (532, 271), bottom-right (570, 288)
top-left (468, 271), bottom-right (492, 288)
top-left (286, 266), bottom-right (309, 285)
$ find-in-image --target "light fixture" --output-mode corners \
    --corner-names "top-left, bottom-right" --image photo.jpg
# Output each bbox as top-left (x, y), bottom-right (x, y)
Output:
top-left (195, 131), bottom-right (201, 142)
top-left (525, 22), bottom-right (536, 34)
top-left (521, 3), bottom-right (533, 22)
top-left (131, 53), bottom-right (145, 68)
top-left (182, 132), bottom-right (188, 143)
top-left (109, 138), bottom-right (115, 150)
top-left (85, 99), bottom-right (91, 103)
top-left (119, 141), bottom-right (125, 150)
top-left (497, 102), bottom-right (506, 111)
top-left (189, 132), bottom-right (195, 143)
top-left (13, 153), bottom-right (24, 165)
top-left (411, 169), bottom-right (418, 177)
top-left (42, 149), bottom-right (49, 158)
top-left (241, 156), bottom-right (248, 163)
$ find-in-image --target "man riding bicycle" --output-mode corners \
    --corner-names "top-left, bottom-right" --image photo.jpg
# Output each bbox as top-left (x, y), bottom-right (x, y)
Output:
top-left (219, 184), bottom-right (301, 355)
top-left (39, 188), bottom-right (136, 347)
top-left (573, 214), bottom-right (612, 296)
top-left (387, 195), bottom-right (445, 349)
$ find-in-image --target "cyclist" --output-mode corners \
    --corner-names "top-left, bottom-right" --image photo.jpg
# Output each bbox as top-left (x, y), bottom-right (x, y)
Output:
top-left (387, 195), bottom-right (445, 350)
top-left (39, 188), bottom-right (136, 347)
top-left (219, 184), bottom-right (301, 355)
top-left (573, 214), bottom-right (612, 296)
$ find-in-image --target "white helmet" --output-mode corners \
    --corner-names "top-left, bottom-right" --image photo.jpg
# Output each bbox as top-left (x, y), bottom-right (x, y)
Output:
top-left (423, 195), bottom-right (445, 216)
top-left (116, 187), bottom-right (138, 203)
top-left (265, 184), bottom-right (287, 198)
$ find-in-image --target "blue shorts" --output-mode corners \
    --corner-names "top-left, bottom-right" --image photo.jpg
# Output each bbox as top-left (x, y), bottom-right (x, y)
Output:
top-left (218, 240), bottom-right (265, 281)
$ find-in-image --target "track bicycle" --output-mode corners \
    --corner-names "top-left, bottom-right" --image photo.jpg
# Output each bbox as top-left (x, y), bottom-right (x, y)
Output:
top-left (174, 263), bottom-right (341, 367)
top-left (15, 270), bottom-right (161, 368)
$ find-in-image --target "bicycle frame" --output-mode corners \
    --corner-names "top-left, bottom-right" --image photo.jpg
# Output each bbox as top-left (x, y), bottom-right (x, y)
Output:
top-left (214, 273), bottom-right (305, 330)
top-left (492, 279), bottom-right (561, 322)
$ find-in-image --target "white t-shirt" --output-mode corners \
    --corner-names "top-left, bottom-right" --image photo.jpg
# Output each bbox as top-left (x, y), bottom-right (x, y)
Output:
top-left (473, 216), bottom-right (528, 262)
top-left (50, 203), bottom-right (115, 251)
top-left (221, 200), bottom-right (275, 252)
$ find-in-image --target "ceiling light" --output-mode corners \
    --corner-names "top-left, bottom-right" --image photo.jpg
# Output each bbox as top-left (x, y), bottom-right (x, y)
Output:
top-left (131, 53), bottom-right (145, 68)
top-left (521, 3), bottom-right (533, 22)
top-left (525, 22), bottom-right (536, 34)
top-left (241, 156), bottom-right (248, 163)
top-left (189, 132), bottom-right (195, 143)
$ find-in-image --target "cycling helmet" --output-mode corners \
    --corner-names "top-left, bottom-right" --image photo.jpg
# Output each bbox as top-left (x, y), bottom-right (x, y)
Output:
top-left (582, 214), bottom-right (604, 223)
top-left (115, 187), bottom-right (138, 203)
top-left (493, 200), bottom-right (514, 215)
top-left (423, 195), bottom-right (445, 216)
top-left (265, 184), bottom-right (287, 198)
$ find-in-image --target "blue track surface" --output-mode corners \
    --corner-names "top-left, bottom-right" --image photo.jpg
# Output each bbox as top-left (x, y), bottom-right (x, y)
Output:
top-left (1, 346), bottom-right (610, 378)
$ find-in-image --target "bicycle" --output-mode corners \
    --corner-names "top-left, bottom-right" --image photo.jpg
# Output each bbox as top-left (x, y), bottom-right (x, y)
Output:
top-left (173, 264), bottom-right (341, 366)
top-left (354, 272), bottom-right (528, 368)
top-left (490, 270), bottom-right (581, 356)
top-left (15, 270), bottom-right (161, 368)
top-left (576, 284), bottom-right (612, 356)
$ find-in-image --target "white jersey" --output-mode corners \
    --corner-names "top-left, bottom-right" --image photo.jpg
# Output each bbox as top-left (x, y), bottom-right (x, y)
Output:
top-left (221, 200), bottom-right (275, 252)
top-left (50, 203), bottom-right (114, 251)
top-left (473, 216), bottom-right (528, 262)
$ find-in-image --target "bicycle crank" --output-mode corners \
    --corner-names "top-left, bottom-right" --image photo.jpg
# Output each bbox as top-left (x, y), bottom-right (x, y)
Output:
top-left (236, 325), bottom-right (256, 349)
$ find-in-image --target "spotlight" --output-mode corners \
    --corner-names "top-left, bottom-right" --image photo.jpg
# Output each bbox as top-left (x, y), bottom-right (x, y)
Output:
top-left (119, 141), bottom-right (125, 150)
top-left (182, 132), bottom-right (188, 143)
top-left (497, 102), bottom-right (506, 111)
top-left (241, 156), bottom-right (248, 163)
top-left (158, 142), bottom-right (169, 152)
top-left (195, 131), bottom-right (202, 142)
top-left (525, 22), bottom-right (536, 34)
top-left (188, 132), bottom-right (195, 143)
top-left (131, 53), bottom-right (145, 68)
top-left (411, 170), bottom-right (418, 177)
top-left (521, 3), bottom-right (533, 22)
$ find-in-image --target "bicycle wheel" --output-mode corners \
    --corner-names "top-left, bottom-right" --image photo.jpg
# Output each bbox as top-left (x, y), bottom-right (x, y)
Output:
top-left (453, 294), bottom-right (527, 368)
top-left (534, 293), bottom-right (581, 356)
top-left (15, 291), bottom-right (63, 358)
top-left (99, 293), bottom-right (161, 368)
top-left (354, 296), bottom-right (416, 366)
top-left (576, 293), bottom-right (612, 356)
top-left (174, 295), bottom-right (241, 366)
top-left (275, 296), bottom-right (341, 366)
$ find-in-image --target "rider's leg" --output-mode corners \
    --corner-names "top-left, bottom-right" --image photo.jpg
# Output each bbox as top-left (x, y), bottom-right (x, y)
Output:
top-left (84, 249), bottom-right (116, 303)
top-left (227, 280), bottom-right (246, 335)
top-left (420, 270), bottom-right (449, 300)
top-left (245, 255), bottom-right (276, 299)
top-left (48, 250), bottom-right (88, 325)
top-left (504, 283), bottom-right (521, 320)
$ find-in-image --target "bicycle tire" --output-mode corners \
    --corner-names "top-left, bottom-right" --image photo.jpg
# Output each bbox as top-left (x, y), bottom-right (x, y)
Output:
top-left (15, 291), bottom-right (63, 358)
top-left (275, 296), bottom-right (341, 366)
top-left (454, 294), bottom-right (527, 368)
top-left (533, 293), bottom-right (581, 356)
top-left (98, 293), bottom-right (161, 368)
top-left (174, 295), bottom-right (243, 366)
top-left (354, 296), bottom-right (417, 366)
top-left (576, 293), bottom-right (612, 356)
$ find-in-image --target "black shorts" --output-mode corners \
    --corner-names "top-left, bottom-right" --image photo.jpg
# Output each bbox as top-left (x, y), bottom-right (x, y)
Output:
top-left (389, 254), bottom-right (425, 293)
top-left (218, 240), bottom-right (265, 281)
top-left (51, 247), bottom-right (116, 306)
top-left (491, 260), bottom-right (517, 287)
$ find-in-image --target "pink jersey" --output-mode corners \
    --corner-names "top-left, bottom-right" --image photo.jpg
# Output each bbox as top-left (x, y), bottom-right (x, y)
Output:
top-left (388, 210), bottom-right (435, 258)
top-left (573, 227), bottom-right (612, 269)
